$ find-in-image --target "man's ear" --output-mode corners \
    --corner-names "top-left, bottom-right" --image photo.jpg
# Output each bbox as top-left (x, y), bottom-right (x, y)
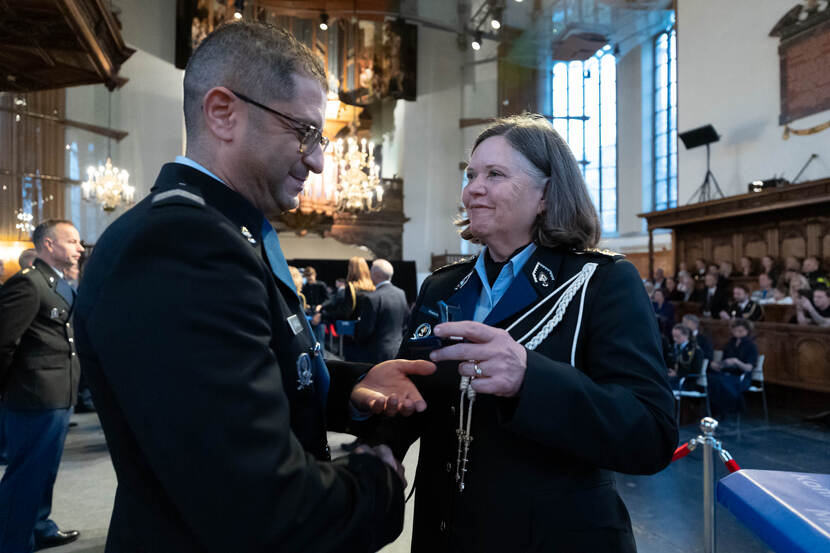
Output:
top-left (202, 87), bottom-right (238, 143)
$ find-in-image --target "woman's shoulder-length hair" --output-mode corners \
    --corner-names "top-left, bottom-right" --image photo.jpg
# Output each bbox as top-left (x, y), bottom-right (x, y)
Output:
top-left (457, 113), bottom-right (601, 251)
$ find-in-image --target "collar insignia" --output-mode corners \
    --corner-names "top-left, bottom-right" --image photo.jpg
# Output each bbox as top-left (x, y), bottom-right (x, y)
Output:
top-left (454, 270), bottom-right (473, 291)
top-left (531, 262), bottom-right (554, 288)
top-left (414, 322), bottom-right (432, 338)
top-left (240, 226), bottom-right (257, 245)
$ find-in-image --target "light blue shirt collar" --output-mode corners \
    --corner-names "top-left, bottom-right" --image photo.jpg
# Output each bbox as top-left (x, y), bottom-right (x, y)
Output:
top-left (174, 155), bottom-right (226, 185)
top-left (472, 243), bottom-right (537, 322)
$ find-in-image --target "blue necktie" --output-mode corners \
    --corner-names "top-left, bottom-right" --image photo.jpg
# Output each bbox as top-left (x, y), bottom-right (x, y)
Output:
top-left (261, 217), bottom-right (330, 402)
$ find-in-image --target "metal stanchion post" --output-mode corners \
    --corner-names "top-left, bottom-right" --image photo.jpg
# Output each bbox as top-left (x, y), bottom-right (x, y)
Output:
top-left (700, 417), bottom-right (718, 553)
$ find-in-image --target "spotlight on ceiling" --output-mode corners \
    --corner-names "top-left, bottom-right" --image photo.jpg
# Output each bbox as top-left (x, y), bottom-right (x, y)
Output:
top-left (471, 31), bottom-right (482, 50)
top-left (491, 7), bottom-right (503, 29)
top-left (233, 10), bottom-right (243, 20)
top-left (319, 13), bottom-right (329, 31)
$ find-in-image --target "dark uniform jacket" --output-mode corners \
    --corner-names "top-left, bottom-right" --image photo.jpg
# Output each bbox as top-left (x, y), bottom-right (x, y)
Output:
top-left (701, 284), bottom-right (729, 317)
top-left (666, 341), bottom-right (704, 379)
top-left (368, 246), bottom-right (678, 553)
top-left (73, 163), bottom-right (403, 553)
top-left (354, 281), bottom-right (410, 363)
top-left (727, 299), bottom-right (763, 321)
top-left (0, 258), bottom-right (79, 410)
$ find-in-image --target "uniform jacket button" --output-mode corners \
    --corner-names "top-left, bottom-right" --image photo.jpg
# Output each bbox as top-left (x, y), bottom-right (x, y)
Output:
top-left (446, 462), bottom-right (452, 473)
top-left (439, 521), bottom-right (447, 533)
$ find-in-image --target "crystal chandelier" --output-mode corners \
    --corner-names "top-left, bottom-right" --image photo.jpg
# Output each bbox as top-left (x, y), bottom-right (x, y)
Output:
top-left (333, 137), bottom-right (384, 212)
top-left (82, 158), bottom-right (134, 211)
top-left (81, 88), bottom-right (134, 212)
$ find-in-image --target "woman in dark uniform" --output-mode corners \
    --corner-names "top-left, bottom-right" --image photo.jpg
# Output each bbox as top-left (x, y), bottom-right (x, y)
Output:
top-left (708, 318), bottom-right (759, 416)
top-left (373, 114), bottom-right (677, 552)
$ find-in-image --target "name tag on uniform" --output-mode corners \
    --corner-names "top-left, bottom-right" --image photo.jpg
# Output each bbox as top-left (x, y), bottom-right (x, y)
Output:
top-left (287, 314), bottom-right (304, 335)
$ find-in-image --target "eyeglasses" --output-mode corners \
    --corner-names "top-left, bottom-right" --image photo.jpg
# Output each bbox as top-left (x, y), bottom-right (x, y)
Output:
top-left (229, 89), bottom-right (330, 154)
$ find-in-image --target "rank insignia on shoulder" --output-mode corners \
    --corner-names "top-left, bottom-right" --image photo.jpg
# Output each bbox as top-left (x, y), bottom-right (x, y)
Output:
top-left (152, 188), bottom-right (205, 207)
top-left (532, 262), bottom-right (554, 288)
top-left (576, 248), bottom-right (624, 258)
top-left (454, 270), bottom-right (473, 291)
top-left (240, 226), bottom-right (257, 245)
top-left (413, 322), bottom-right (432, 339)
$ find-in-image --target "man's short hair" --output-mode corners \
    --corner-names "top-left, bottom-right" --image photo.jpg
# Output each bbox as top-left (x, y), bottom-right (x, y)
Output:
top-left (682, 313), bottom-right (700, 326)
top-left (814, 285), bottom-right (829, 297)
top-left (729, 318), bottom-right (753, 333)
top-left (18, 248), bottom-right (37, 268)
top-left (32, 219), bottom-right (74, 252)
top-left (304, 266), bottom-right (317, 279)
top-left (371, 259), bottom-right (394, 281)
top-left (183, 22), bottom-right (327, 144)
top-left (734, 283), bottom-right (749, 294)
top-left (672, 324), bottom-right (691, 338)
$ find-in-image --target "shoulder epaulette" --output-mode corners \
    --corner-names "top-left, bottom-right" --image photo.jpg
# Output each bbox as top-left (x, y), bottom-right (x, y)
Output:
top-left (432, 256), bottom-right (475, 275)
top-left (21, 268), bottom-right (31, 275)
top-left (151, 185), bottom-right (205, 208)
top-left (575, 248), bottom-right (625, 260)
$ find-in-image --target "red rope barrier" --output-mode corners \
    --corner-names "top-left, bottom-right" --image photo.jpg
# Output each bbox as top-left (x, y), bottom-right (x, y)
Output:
top-left (724, 459), bottom-right (741, 473)
top-left (672, 442), bottom-right (693, 462)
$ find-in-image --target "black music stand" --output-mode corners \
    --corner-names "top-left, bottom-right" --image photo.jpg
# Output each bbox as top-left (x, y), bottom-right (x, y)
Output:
top-left (680, 124), bottom-right (724, 203)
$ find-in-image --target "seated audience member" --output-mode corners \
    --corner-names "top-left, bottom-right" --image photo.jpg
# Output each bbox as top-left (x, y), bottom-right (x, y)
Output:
top-left (701, 272), bottom-right (729, 317)
top-left (802, 256), bottom-right (830, 290)
top-left (795, 285), bottom-right (830, 327)
top-left (682, 313), bottom-right (713, 362)
top-left (709, 319), bottom-right (759, 416)
top-left (643, 280), bottom-right (655, 299)
top-left (677, 273), bottom-right (698, 302)
top-left (718, 261), bottom-right (734, 280)
top-left (302, 266), bottom-right (330, 307)
top-left (784, 255), bottom-right (802, 273)
top-left (653, 267), bottom-right (666, 289)
top-left (665, 324), bottom-right (704, 390)
top-left (652, 288), bottom-right (675, 339)
top-left (720, 283), bottom-right (763, 321)
top-left (665, 276), bottom-right (683, 301)
top-left (678, 262), bottom-right (689, 274)
top-left (752, 273), bottom-right (776, 304)
top-left (760, 255), bottom-right (781, 286)
top-left (788, 273), bottom-right (811, 301)
top-left (771, 286), bottom-right (793, 305)
top-left (694, 258), bottom-right (707, 281)
top-left (738, 256), bottom-right (755, 277)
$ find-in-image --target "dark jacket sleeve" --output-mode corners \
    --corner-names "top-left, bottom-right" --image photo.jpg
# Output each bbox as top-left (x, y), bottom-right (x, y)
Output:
top-left (503, 260), bottom-right (678, 475)
top-left (0, 275), bottom-right (38, 378)
top-left (75, 211), bottom-right (403, 552)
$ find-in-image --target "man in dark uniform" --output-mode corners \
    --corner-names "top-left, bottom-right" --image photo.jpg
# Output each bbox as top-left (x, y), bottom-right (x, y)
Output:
top-left (0, 219), bottom-right (84, 552)
top-left (720, 283), bottom-right (763, 321)
top-left (355, 259), bottom-right (410, 363)
top-left (665, 323), bottom-right (704, 390)
top-left (73, 22), bottom-right (433, 552)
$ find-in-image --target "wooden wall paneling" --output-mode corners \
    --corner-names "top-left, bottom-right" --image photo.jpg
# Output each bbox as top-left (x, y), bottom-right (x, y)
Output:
top-left (781, 230), bottom-right (806, 259)
top-left (702, 236), bottom-right (712, 261)
top-left (732, 232), bottom-right (743, 263)
top-left (795, 336), bottom-right (830, 389)
top-left (766, 227), bottom-right (780, 258)
top-left (806, 222), bottom-right (822, 258)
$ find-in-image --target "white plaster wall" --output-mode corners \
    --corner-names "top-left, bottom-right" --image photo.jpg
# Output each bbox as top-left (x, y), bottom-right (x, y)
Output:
top-left (398, 26), bottom-right (466, 279)
top-left (677, 0), bottom-right (830, 203)
top-left (615, 45), bottom-right (644, 237)
top-left (65, 0), bottom-right (183, 242)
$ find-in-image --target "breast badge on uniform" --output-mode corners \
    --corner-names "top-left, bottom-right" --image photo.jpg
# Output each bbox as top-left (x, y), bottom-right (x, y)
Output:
top-left (532, 262), bottom-right (554, 288)
top-left (50, 307), bottom-right (60, 319)
top-left (240, 226), bottom-right (257, 245)
top-left (296, 352), bottom-right (313, 390)
top-left (413, 322), bottom-right (432, 339)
